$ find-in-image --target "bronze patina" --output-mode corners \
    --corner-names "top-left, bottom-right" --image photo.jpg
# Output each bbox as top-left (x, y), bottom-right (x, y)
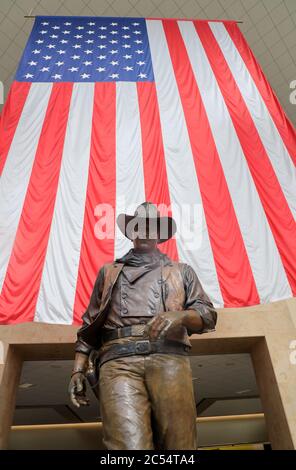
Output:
top-left (68, 202), bottom-right (217, 450)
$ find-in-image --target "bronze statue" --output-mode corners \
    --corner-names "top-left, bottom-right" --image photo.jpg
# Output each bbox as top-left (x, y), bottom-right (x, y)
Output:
top-left (68, 202), bottom-right (217, 450)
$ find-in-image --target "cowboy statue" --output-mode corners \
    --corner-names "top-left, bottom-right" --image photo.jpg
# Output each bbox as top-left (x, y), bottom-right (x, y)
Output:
top-left (68, 202), bottom-right (217, 450)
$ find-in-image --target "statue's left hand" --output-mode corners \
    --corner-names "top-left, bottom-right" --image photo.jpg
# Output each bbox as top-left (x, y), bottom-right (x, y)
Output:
top-left (143, 311), bottom-right (186, 340)
top-left (68, 372), bottom-right (90, 408)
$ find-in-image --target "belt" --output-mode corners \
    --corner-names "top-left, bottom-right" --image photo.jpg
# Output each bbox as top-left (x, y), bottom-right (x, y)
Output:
top-left (98, 339), bottom-right (190, 367)
top-left (101, 325), bottom-right (146, 343)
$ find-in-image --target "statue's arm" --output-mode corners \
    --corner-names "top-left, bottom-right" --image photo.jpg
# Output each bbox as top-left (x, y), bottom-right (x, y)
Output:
top-left (182, 263), bottom-right (218, 335)
top-left (74, 266), bottom-right (105, 356)
top-left (69, 267), bottom-right (105, 407)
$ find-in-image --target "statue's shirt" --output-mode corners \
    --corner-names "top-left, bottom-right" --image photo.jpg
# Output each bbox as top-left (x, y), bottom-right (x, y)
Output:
top-left (103, 263), bottom-right (165, 329)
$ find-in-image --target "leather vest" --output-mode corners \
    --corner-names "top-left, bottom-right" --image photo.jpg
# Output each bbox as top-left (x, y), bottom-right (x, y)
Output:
top-left (78, 260), bottom-right (191, 349)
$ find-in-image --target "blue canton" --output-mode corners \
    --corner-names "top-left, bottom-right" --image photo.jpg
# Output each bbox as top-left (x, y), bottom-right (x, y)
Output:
top-left (16, 16), bottom-right (154, 82)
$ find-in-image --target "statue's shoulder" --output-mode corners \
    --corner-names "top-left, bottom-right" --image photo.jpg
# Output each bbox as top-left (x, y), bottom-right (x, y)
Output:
top-left (163, 259), bottom-right (185, 276)
top-left (167, 260), bottom-right (194, 279)
top-left (161, 258), bottom-right (181, 266)
top-left (166, 259), bottom-right (186, 268)
top-left (167, 260), bottom-right (180, 268)
top-left (101, 260), bottom-right (124, 274)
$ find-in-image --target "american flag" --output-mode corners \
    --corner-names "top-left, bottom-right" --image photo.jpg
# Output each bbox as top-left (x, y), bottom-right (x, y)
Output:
top-left (0, 16), bottom-right (295, 325)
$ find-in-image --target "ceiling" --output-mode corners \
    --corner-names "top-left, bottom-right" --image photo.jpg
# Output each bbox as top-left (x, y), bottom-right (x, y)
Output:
top-left (14, 354), bottom-right (262, 425)
top-left (0, 0), bottom-right (295, 125)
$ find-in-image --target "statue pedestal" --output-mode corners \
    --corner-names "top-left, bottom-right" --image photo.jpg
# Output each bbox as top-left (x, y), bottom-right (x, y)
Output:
top-left (1, 298), bottom-right (296, 449)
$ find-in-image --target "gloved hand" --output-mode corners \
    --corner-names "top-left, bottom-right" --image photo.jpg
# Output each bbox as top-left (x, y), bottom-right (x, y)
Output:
top-left (143, 310), bottom-right (187, 341)
top-left (68, 372), bottom-right (90, 408)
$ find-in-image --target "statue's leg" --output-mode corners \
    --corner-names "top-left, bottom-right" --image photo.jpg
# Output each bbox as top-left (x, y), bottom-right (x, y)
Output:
top-left (145, 353), bottom-right (198, 450)
top-left (99, 354), bottom-right (154, 450)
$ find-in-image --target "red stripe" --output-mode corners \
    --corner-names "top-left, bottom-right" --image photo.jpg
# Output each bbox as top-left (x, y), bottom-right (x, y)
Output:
top-left (137, 82), bottom-right (178, 261)
top-left (195, 21), bottom-right (296, 295)
top-left (146, 18), bottom-right (237, 23)
top-left (225, 22), bottom-right (296, 166)
top-left (163, 20), bottom-right (260, 307)
top-left (0, 82), bottom-right (31, 176)
top-left (0, 83), bottom-right (73, 324)
top-left (72, 83), bottom-right (116, 325)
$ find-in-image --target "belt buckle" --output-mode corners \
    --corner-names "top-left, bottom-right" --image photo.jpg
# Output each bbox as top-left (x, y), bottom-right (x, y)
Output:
top-left (135, 339), bottom-right (151, 355)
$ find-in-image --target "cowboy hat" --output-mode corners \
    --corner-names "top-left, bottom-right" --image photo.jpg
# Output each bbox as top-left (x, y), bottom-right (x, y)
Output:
top-left (116, 202), bottom-right (177, 244)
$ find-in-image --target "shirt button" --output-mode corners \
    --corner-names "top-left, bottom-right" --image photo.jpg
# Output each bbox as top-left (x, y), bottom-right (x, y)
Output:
top-left (154, 292), bottom-right (160, 298)
top-left (157, 279), bottom-right (162, 284)
top-left (122, 293), bottom-right (128, 299)
top-left (122, 308), bottom-right (128, 314)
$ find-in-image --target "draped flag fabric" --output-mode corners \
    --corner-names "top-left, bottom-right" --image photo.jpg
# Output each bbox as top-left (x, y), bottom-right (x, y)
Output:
top-left (0, 16), bottom-right (295, 326)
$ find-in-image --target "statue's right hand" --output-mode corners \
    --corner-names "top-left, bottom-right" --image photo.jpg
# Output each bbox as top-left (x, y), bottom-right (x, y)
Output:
top-left (68, 372), bottom-right (90, 408)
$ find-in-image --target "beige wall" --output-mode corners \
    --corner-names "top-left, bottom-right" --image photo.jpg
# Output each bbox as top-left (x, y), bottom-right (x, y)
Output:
top-left (1, 297), bottom-right (296, 449)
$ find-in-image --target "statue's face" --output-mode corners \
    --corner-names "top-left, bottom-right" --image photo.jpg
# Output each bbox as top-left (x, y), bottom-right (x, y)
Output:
top-left (132, 220), bottom-right (158, 252)
top-left (133, 237), bottom-right (158, 252)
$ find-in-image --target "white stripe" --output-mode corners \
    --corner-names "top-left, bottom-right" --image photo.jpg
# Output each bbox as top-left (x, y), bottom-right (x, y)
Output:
top-left (114, 82), bottom-right (146, 259)
top-left (34, 83), bottom-right (94, 324)
top-left (146, 20), bottom-right (224, 307)
top-left (178, 20), bottom-right (292, 303)
top-left (0, 83), bottom-right (52, 293)
top-left (210, 22), bottom-right (296, 219)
